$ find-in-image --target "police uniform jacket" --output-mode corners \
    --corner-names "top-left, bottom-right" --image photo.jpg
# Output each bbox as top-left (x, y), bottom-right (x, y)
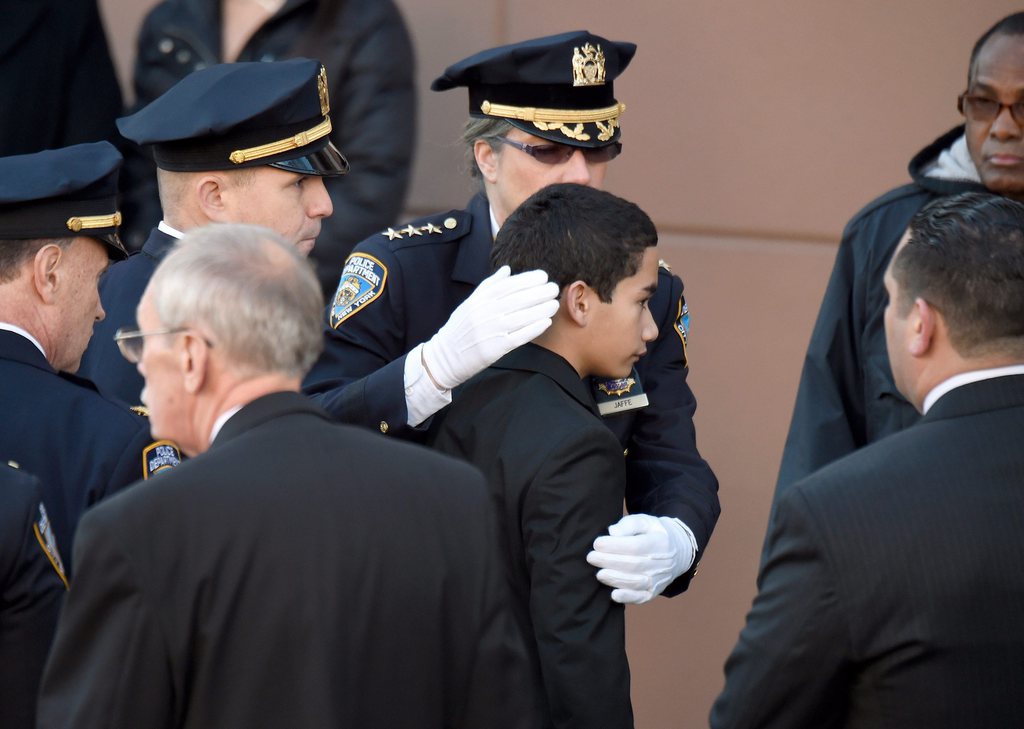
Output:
top-left (714, 374), bottom-right (1024, 729)
top-left (0, 465), bottom-right (66, 729)
top-left (305, 193), bottom-right (720, 593)
top-left (79, 226), bottom-right (177, 405)
top-left (38, 391), bottom-right (538, 729)
top-left (776, 126), bottom-right (987, 496)
top-left (429, 343), bottom-right (633, 729)
top-left (0, 330), bottom-right (163, 570)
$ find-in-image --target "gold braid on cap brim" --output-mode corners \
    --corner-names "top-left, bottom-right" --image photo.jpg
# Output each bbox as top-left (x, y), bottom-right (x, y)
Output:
top-left (228, 116), bottom-right (332, 165)
top-left (480, 100), bottom-right (626, 142)
top-left (66, 211), bottom-right (122, 233)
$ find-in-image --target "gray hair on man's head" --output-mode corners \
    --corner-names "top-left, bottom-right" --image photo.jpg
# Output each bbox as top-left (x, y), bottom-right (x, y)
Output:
top-left (147, 223), bottom-right (324, 379)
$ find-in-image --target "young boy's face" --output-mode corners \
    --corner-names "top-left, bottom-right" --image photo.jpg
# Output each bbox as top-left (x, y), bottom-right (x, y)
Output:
top-left (585, 247), bottom-right (660, 379)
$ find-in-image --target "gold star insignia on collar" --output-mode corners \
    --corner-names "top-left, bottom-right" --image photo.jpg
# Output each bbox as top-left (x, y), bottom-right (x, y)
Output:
top-left (421, 223), bottom-right (442, 234)
top-left (402, 224), bottom-right (423, 236)
top-left (384, 227), bottom-right (402, 240)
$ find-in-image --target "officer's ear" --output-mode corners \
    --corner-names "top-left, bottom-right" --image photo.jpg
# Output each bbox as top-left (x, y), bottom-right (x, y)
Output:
top-left (194, 174), bottom-right (231, 220)
top-left (474, 139), bottom-right (500, 184)
top-left (31, 242), bottom-right (65, 304)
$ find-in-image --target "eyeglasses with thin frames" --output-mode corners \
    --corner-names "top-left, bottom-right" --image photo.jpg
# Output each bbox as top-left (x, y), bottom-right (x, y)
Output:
top-left (493, 137), bottom-right (623, 165)
top-left (113, 326), bottom-right (212, 364)
top-left (958, 92), bottom-right (1024, 126)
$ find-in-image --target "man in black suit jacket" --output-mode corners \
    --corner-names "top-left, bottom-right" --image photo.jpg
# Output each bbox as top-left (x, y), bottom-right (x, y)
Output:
top-left (39, 224), bottom-right (537, 729)
top-left (430, 184), bottom-right (672, 728)
top-left (712, 192), bottom-right (1024, 728)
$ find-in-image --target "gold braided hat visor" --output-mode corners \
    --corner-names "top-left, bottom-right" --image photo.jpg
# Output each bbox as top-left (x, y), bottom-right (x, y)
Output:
top-left (227, 116), bottom-right (333, 165)
top-left (66, 211), bottom-right (122, 233)
top-left (480, 100), bottom-right (626, 125)
top-left (480, 100), bottom-right (625, 143)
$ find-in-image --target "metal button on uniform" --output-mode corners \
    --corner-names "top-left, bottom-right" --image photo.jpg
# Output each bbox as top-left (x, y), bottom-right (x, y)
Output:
top-left (159, 38), bottom-right (174, 54)
top-left (379, 421), bottom-right (389, 434)
top-left (443, 217), bottom-right (457, 230)
top-left (176, 49), bottom-right (192, 64)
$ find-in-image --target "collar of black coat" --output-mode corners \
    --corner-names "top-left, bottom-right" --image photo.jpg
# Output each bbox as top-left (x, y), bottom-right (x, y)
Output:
top-left (489, 342), bottom-right (599, 417)
top-left (921, 373), bottom-right (1024, 424)
top-left (210, 390), bottom-right (332, 448)
top-left (0, 328), bottom-right (53, 373)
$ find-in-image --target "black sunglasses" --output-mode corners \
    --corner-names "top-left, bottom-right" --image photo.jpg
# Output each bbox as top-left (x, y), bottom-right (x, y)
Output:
top-left (493, 137), bottom-right (622, 165)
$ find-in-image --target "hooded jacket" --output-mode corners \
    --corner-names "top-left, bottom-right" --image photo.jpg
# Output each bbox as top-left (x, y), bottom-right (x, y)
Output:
top-left (775, 126), bottom-right (988, 497)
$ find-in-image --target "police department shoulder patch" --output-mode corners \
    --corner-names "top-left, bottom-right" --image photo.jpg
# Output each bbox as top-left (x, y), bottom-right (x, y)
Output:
top-left (33, 502), bottom-right (68, 589)
top-left (143, 440), bottom-right (182, 479)
top-left (674, 294), bottom-right (690, 367)
top-left (330, 253), bottom-right (388, 328)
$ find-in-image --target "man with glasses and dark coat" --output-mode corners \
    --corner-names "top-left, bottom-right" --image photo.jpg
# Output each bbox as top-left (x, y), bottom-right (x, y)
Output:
top-left (776, 12), bottom-right (1024, 501)
top-left (305, 31), bottom-right (720, 605)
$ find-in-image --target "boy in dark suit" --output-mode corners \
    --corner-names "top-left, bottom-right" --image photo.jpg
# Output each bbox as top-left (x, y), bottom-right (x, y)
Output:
top-left (429, 183), bottom-right (674, 729)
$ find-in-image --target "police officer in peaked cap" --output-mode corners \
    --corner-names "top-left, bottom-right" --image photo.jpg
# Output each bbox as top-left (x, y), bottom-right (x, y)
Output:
top-left (79, 58), bottom-right (348, 406)
top-left (0, 142), bottom-right (180, 574)
top-left (305, 31), bottom-right (720, 603)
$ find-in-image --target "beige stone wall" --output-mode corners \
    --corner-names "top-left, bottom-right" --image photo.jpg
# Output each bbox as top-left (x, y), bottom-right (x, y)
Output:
top-left (98, 1), bottom-right (1022, 725)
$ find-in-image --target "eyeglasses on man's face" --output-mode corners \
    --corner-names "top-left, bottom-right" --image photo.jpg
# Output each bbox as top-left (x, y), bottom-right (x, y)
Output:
top-left (113, 326), bottom-right (207, 364)
top-left (958, 92), bottom-right (1024, 126)
top-left (493, 137), bottom-right (623, 165)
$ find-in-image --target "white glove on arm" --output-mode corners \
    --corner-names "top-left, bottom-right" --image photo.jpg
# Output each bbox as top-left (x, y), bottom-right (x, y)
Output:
top-left (586, 514), bottom-right (698, 604)
top-left (422, 265), bottom-right (559, 390)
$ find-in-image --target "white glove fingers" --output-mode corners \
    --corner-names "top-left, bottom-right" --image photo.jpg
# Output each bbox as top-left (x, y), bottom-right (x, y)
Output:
top-left (610, 588), bottom-right (654, 605)
top-left (592, 533), bottom-right (666, 556)
top-left (606, 513), bottom-right (657, 537)
top-left (595, 568), bottom-right (654, 591)
top-left (499, 299), bottom-right (559, 332)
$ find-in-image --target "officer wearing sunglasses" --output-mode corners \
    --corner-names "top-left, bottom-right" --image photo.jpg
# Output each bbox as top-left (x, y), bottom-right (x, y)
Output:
top-left (305, 30), bottom-right (720, 605)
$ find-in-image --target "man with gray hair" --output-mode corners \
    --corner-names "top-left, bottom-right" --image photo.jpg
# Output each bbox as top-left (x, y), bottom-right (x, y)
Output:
top-left (38, 223), bottom-right (538, 729)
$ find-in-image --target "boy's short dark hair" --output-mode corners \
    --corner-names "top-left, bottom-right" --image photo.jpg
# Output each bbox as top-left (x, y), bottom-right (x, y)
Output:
top-left (491, 183), bottom-right (657, 302)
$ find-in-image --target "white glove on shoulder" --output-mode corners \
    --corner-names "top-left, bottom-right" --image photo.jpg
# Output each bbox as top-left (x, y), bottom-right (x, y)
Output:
top-left (586, 514), bottom-right (698, 605)
top-left (422, 265), bottom-right (559, 390)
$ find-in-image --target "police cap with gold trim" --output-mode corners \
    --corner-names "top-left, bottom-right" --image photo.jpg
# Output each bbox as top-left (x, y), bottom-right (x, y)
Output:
top-left (118, 58), bottom-right (349, 176)
top-left (0, 141), bottom-right (127, 258)
top-left (431, 30), bottom-right (636, 148)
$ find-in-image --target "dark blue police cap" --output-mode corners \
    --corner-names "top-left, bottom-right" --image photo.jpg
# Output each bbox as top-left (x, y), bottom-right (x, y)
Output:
top-left (431, 30), bottom-right (636, 148)
top-left (0, 142), bottom-right (127, 258)
top-left (118, 58), bottom-right (348, 176)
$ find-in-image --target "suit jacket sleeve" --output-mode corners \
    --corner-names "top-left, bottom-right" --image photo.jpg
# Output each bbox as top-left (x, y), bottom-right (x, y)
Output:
top-left (711, 486), bottom-right (852, 729)
top-left (623, 270), bottom-right (719, 594)
top-left (304, 239), bottom-right (412, 435)
top-left (523, 430), bottom-right (632, 729)
top-left (37, 507), bottom-right (176, 729)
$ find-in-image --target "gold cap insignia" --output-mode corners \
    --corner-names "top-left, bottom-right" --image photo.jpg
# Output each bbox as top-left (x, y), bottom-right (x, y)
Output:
top-left (318, 65), bottom-right (330, 116)
top-left (572, 43), bottom-right (606, 87)
top-left (66, 211), bottom-right (122, 233)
